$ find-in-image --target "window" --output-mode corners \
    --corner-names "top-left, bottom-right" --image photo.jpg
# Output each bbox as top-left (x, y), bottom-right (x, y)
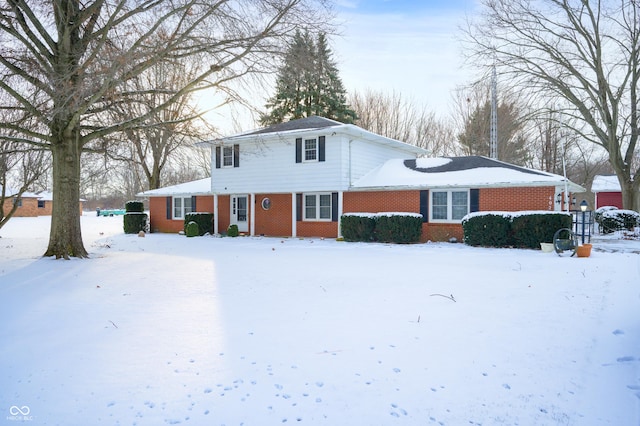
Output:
top-left (304, 138), bottom-right (317, 162)
top-left (173, 196), bottom-right (192, 219)
top-left (304, 193), bottom-right (332, 221)
top-left (38, 200), bottom-right (45, 208)
top-left (13, 198), bottom-right (22, 207)
top-left (223, 146), bottom-right (234, 167)
top-left (431, 190), bottom-right (469, 222)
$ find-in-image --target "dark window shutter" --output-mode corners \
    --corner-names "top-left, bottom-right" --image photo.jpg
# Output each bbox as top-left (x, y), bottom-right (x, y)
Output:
top-left (331, 192), bottom-right (338, 221)
top-left (215, 146), bottom-right (221, 169)
top-left (470, 189), bottom-right (480, 213)
top-left (295, 138), bottom-right (302, 163)
top-left (319, 136), bottom-right (326, 162)
top-left (166, 196), bottom-right (172, 219)
top-left (233, 144), bottom-right (240, 168)
top-left (296, 193), bottom-right (302, 221)
top-left (191, 195), bottom-right (197, 212)
top-left (419, 190), bottom-right (429, 223)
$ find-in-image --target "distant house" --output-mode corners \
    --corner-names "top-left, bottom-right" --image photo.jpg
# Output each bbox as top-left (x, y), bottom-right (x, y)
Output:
top-left (592, 175), bottom-right (624, 209)
top-left (0, 188), bottom-right (83, 217)
top-left (138, 116), bottom-right (584, 241)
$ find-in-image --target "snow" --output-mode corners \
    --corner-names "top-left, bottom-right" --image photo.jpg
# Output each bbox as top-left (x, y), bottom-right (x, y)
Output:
top-left (352, 158), bottom-right (580, 190)
top-left (1, 214), bottom-right (639, 425)
top-left (592, 175), bottom-right (621, 192)
top-left (137, 178), bottom-right (212, 197)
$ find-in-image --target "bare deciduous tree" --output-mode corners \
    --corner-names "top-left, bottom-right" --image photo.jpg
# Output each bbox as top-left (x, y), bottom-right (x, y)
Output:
top-left (465, 0), bottom-right (640, 211)
top-left (349, 89), bottom-right (456, 156)
top-left (0, 0), bottom-right (332, 258)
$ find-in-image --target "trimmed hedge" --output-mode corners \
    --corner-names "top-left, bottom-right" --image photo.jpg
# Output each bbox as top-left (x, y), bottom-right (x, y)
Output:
top-left (183, 212), bottom-right (213, 236)
top-left (375, 214), bottom-right (423, 243)
top-left (341, 214), bottom-right (376, 242)
top-left (123, 212), bottom-right (148, 234)
top-left (185, 221), bottom-right (199, 237)
top-left (462, 211), bottom-right (572, 248)
top-left (227, 224), bottom-right (239, 237)
top-left (462, 213), bottom-right (511, 247)
top-left (341, 212), bottom-right (423, 244)
top-left (125, 200), bottom-right (144, 213)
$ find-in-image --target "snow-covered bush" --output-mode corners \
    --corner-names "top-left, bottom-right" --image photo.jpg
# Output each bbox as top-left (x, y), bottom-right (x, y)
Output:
top-left (125, 200), bottom-right (144, 213)
top-left (183, 212), bottom-right (213, 236)
top-left (375, 213), bottom-right (423, 243)
top-left (341, 212), bottom-right (423, 244)
top-left (599, 209), bottom-right (640, 234)
top-left (185, 221), bottom-right (199, 238)
top-left (341, 213), bottom-right (376, 242)
top-left (123, 212), bottom-right (148, 234)
top-left (227, 224), bottom-right (239, 237)
top-left (462, 211), bottom-right (572, 248)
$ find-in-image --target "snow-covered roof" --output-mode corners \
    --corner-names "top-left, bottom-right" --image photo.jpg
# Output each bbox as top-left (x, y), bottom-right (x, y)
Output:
top-left (592, 175), bottom-right (621, 192)
top-left (136, 178), bottom-right (212, 197)
top-left (352, 156), bottom-right (585, 191)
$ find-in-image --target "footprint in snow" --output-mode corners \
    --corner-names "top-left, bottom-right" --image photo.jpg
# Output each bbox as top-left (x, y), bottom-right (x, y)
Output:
top-left (617, 356), bottom-right (636, 362)
top-left (612, 329), bottom-right (625, 335)
top-left (503, 384), bottom-right (511, 390)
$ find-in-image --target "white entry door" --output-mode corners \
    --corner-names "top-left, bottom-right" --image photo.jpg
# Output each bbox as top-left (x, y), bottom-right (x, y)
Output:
top-left (231, 195), bottom-right (249, 233)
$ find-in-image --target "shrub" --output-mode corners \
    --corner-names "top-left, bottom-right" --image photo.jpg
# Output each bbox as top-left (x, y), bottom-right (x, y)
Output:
top-left (185, 221), bottom-right (199, 237)
top-left (511, 212), bottom-right (572, 248)
top-left (462, 211), bottom-right (572, 248)
top-left (125, 200), bottom-right (144, 213)
top-left (183, 212), bottom-right (213, 236)
top-left (341, 214), bottom-right (376, 242)
top-left (227, 224), bottom-right (239, 237)
top-left (123, 212), bottom-right (148, 234)
top-left (599, 209), bottom-right (640, 233)
top-left (374, 213), bottom-right (423, 243)
top-left (462, 213), bottom-right (511, 247)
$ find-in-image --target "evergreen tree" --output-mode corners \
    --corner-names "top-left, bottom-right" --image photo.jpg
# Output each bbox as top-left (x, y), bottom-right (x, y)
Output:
top-left (261, 31), bottom-right (357, 125)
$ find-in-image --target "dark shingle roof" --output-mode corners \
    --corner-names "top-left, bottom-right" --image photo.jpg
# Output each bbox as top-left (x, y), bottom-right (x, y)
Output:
top-left (403, 156), bottom-right (549, 177)
top-left (243, 116), bottom-right (342, 136)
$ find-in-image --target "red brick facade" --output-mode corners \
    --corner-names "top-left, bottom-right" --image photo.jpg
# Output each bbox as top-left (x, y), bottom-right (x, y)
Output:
top-left (148, 186), bottom-right (560, 241)
top-left (149, 195), bottom-right (214, 233)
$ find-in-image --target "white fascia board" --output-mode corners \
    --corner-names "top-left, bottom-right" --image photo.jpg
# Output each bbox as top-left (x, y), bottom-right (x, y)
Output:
top-left (350, 180), bottom-right (585, 193)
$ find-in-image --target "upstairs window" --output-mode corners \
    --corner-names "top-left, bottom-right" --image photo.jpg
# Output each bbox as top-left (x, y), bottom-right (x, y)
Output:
top-left (296, 136), bottom-right (326, 163)
top-left (304, 138), bottom-right (318, 162)
top-left (223, 146), bottom-right (234, 167)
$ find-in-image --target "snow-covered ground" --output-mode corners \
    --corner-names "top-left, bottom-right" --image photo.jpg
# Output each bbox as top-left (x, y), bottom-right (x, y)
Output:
top-left (1, 214), bottom-right (639, 426)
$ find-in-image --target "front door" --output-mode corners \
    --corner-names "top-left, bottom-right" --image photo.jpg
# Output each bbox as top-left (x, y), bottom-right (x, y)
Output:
top-left (231, 195), bottom-right (249, 233)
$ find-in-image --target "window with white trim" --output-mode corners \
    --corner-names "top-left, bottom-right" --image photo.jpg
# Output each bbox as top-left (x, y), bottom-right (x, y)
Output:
top-left (304, 193), bottom-right (332, 221)
top-left (173, 196), bottom-right (193, 219)
top-left (431, 190), bottom-right (469, 222)
top-left (222, 146), bottom-right (234, 167)
top-left (304, 138), bottom-right (318, 162)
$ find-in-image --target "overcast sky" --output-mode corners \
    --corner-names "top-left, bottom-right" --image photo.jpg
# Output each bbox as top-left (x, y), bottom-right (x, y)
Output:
top-left (332, 0), bottom-right (481, 116)
top-left (203, 0), bottom-right (482, 133)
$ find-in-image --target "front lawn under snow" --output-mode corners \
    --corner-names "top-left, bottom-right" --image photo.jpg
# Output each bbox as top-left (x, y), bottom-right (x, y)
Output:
top-left (1, 214), bottom-right (639, 425)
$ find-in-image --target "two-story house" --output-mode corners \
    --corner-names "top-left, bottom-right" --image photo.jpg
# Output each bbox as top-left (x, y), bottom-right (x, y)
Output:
top-left (139, 116), bottom-right (584, 241)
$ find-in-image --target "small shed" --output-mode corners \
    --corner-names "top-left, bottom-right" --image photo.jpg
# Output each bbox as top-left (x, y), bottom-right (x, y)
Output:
top-left (592, 175), bottom-right (623, 209)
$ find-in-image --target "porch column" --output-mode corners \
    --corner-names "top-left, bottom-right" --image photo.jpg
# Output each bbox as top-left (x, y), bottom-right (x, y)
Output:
top-left (337, 191), bottom-right (344, 238)
top-left (291, 192), bottom-right (297, 237)
top-left (250, 193), bottom-right (256, 236)
top-left (213, 194), bottom-right (219, 234)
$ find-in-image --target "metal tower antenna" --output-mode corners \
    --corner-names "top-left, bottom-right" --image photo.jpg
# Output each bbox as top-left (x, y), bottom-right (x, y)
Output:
top-left (490, 65), bottom-right (498, 159)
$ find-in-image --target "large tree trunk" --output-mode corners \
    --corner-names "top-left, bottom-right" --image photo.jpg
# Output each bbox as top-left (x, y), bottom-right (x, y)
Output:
top-left (44, 136), bottom-right (87, 259)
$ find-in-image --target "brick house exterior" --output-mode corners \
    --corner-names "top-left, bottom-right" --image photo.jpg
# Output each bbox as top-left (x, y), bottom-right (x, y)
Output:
top-left (139, 117), bottom-right (583, 241)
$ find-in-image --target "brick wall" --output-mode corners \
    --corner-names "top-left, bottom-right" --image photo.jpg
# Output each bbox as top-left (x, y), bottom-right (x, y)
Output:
top-left (149, 195), bottom-right (214, 233)
top-left (344, 190), bottom-right (420, 213)
top-left (254, 194), bottom-right (292, 237)
top-left (479, 187), bottom-right (555, 212)
top-left (297, 221), bottom-right (338, 238)
top-left (11, 197), bottom-right (39, 217)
